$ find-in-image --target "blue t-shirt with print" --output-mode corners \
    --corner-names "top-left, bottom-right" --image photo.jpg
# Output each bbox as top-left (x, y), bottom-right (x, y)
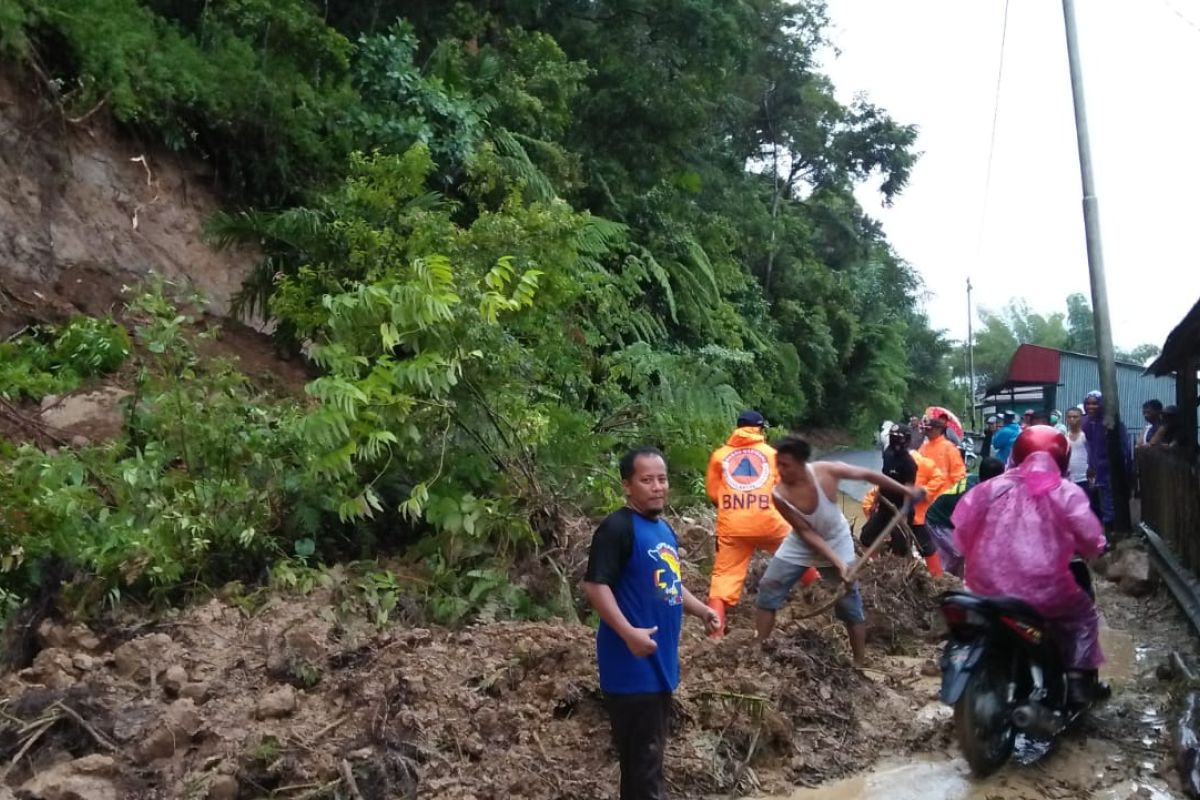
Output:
top-left (585, 507), bottom-right (684, 694)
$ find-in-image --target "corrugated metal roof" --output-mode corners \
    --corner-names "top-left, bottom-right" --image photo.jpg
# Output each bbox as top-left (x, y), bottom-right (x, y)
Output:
top-left (1059, 352), bottom-right (1176, 436)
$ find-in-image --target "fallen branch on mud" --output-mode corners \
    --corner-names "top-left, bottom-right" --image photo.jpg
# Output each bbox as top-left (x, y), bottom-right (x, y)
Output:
top-left (0, 397), bottom-right (71, 448)
top-left (51, 700), bottom-right (116, 751)
top-left (338, 758), bottom-right (365, 800)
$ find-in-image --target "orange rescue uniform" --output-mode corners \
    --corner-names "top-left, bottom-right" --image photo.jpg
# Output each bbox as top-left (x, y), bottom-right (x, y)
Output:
top-left (705, 428), bottom-right (790, 607)
top-left (919, 435), bottom-right (967, 495)
top-left (860, 449), bottom-right (948, 525)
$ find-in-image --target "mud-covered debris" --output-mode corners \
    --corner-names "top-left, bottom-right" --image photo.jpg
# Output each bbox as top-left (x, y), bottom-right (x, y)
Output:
top-left (136, 699), bottom-right (202, 763)
top-left (162, 664), bottom-right (188, 695)
top-left (36, 621), bottom-right (101, 652)
top-left (112, 633), bottom-right (177, 681)
top-left (1118, 550), bottom-right (1158, 597)
top-left (17, 754), bottom-right (119, 800)
top-left (20, 648), bottom-right (78, 688)
top-left (0, 551), bottom-right (962, 800)
top-left (255, 685), bottom-right (297, 719)
top-left (203, 773), bottom-right (238, 800)
top-left (179, 681), bottom-right (209, 703)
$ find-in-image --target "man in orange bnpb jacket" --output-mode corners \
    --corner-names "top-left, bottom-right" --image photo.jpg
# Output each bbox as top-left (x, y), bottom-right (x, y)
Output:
top-left (704, 410), bottom-right (790, 638)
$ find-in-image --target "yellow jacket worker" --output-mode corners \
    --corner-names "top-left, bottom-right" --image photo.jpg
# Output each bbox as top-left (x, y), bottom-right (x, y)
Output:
top-left (704, 411), bottom-right (790, 638)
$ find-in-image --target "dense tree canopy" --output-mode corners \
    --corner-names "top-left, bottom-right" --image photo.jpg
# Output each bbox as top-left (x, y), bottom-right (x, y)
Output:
top-left (0, 0), bottom-right (964, 615)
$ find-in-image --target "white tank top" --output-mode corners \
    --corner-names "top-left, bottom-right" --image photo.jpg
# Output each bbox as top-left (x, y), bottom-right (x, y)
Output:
top-left (773, 465), bottom-right (856, 568)
top-left (1067, 431), bottom-right (1089, 483)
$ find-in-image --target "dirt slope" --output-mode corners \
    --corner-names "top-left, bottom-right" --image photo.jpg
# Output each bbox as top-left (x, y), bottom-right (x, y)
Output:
top-left (0, 74), bottom-right (255, 336)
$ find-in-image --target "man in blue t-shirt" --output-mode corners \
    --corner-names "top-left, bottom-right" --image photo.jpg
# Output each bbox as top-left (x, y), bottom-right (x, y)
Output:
top-left (583, 447), bottom-right (720, 800)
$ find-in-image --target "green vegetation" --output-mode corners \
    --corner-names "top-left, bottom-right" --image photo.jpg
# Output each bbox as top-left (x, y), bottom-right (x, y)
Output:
top-left (0, 317), bottom-right (130, 402)
top-left (0, 0), bottom-right (964, 624)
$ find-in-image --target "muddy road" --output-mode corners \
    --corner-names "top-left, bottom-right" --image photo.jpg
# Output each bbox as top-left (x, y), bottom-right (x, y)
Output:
top-left (756, 569), bottom-right (1193, 800)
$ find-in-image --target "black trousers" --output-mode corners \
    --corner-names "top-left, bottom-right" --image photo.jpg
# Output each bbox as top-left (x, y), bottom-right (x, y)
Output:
top-left (861, 508), bottom-right (936, 557)
top-left (604, 691), bottom-right (671, 800)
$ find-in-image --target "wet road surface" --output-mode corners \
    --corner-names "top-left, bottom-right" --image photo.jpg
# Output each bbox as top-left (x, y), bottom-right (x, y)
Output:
top-left (816, 448), bottom-right (880, 503)
top-left (754, 581), bottom-right (1187, 800)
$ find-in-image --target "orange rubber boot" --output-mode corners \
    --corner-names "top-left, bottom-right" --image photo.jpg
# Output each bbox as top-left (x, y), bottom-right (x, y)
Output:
top-left (707, 599), bottom-right (726, 639)
top-left (800, 566), bottom-right (821, 586)
top-left (924, 552), bottom-right (944, 577)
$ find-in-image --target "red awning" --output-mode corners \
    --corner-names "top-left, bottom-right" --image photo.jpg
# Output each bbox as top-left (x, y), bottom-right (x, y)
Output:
top-left (984, 344), bottom-right (1062, 395)
top-left (1006, 344), bottom-right (1062, 384)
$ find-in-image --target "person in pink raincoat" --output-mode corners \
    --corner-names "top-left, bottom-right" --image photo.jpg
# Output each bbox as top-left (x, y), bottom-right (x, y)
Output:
top-left (951, 425), bottom-right (1109, 706)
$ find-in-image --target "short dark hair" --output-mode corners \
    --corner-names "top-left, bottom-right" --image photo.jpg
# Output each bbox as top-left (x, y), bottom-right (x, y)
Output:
top-left (619, 446), bottom-right (666, 480)
top-left (979, 457), bottom-right (1005, 482)
top-left (774, 435), bottom-right (812, 463)
top-left (1031, 410), bottom-right (1052, 425)
top-left (1144, 399), bottom-right (1163, 412)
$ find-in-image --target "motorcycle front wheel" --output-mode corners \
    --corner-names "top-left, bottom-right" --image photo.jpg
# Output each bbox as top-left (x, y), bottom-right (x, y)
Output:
top-left (954, 654), bottom-right (1016, 776)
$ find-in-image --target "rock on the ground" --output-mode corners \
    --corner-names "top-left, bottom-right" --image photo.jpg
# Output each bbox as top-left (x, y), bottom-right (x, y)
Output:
top-left (36, 620), bottom-right (101, 651)
top-left (206, 774), bottom-right (238, 800)
top-left (180, 681), bottom-right (210, 703)
top-left (136, 699), bottom-right (203, 763)
top-left (265, 618), bottom-right (330, 684)
top-left (17, 755), bottom-right (119, 800)
top-left (113, 632), bottom-right (177, 681)
top-left (1113, 549), bottom-right (1158, 597)
top-left (163, 664), bottom-right (188, 694)
top-left (37, 386), bottom-right (132, 442)
top-left (255, 685), bottom-right (297, 719)
top-left (19, 648), bottom-right (78, 688)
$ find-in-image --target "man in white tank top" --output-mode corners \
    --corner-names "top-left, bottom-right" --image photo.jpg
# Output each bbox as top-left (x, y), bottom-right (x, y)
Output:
top-left (1065, 407), bottom-right (1091, 494)
top-left (754, 435), bottom-right (925, 667)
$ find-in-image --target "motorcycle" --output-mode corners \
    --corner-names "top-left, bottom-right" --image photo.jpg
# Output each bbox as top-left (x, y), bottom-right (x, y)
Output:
top-left (959, 433), bottom-right (978, 470)
top-left (937, 560), bottom-right (1098, 776)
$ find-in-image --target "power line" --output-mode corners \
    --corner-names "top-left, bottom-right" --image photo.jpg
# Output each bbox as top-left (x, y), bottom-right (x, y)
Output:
top-left (975, 0), bottom-right (1011, 266)
top-left (1161, 0), bottom-right (1200, 35)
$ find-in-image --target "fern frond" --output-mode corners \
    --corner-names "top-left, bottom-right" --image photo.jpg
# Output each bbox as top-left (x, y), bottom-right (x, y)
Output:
top-left (493, 128), bottom-right (557, 203)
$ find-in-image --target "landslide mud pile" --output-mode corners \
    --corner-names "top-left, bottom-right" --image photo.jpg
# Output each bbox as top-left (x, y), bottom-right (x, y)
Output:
top-left (0, 560), bottom-right (950, 800)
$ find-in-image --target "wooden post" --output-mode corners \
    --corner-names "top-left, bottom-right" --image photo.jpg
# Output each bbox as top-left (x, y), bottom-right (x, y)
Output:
top-left (1179, 356), bottom-right (1198, 458)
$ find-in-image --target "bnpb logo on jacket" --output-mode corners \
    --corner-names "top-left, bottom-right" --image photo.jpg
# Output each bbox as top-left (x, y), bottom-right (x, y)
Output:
top-left (721, 448), bottom-right (770, 492)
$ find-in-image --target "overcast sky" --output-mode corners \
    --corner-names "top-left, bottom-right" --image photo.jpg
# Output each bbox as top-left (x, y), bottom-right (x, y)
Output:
top-left (820, 0), bottom-right (1200, 351)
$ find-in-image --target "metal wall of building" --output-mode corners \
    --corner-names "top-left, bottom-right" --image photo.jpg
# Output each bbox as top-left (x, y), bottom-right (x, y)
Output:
top-left (1057, 353), bottom-right (1176, 438)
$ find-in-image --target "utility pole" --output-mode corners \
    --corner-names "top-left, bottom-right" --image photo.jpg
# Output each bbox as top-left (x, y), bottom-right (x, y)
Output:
top-left (967, 277), bottom-right (977, 430)
top-left (1062, 0), bottom-right (1131, 535)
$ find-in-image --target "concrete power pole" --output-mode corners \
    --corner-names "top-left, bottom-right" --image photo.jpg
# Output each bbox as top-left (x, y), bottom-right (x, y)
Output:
top-left (967, 277), bottom-right (976, 430)
top-left (1061, 0), bottom-right (1131, 534)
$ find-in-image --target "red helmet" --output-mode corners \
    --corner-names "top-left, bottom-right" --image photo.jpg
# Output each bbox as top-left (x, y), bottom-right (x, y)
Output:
top-left (1012, 425), bottom-right (1070, 472)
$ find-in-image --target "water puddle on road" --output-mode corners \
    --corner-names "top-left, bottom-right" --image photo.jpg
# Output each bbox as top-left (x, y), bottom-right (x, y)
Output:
top-left (763, 753), bottom-right (1173, 800)
top-left (757, 626), bottom-right (1173, 800)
